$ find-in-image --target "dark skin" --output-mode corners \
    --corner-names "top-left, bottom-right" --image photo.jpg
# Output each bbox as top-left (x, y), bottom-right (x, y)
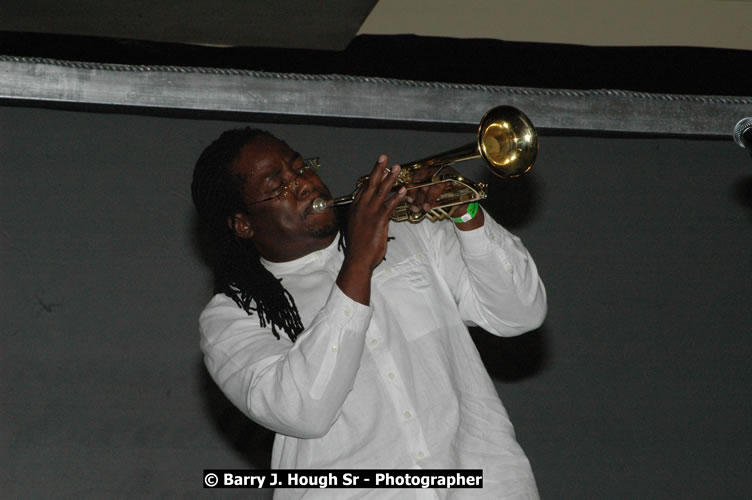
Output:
top-left (229, 136), bottom-right (483, 306)
top-left (228, 137), bottom-right (341, 262)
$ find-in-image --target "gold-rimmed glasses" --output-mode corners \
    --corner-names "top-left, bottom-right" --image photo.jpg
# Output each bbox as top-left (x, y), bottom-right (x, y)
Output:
top-left (246, 157), bottom-right (320, 206)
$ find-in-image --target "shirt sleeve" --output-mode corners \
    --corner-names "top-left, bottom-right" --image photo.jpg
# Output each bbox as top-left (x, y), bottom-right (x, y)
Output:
top-left (199, 284), bottom-right (372, 438)
top-left (424, 209), bottom-right (547, 336)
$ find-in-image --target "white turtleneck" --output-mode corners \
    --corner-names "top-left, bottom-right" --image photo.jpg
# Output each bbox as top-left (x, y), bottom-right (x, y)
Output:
top-left (199, 213), bottom-right (546, 499)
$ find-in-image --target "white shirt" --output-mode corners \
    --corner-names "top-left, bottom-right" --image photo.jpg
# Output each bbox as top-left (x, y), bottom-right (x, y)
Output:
top-left (199, 212), bottom-right (547, 499)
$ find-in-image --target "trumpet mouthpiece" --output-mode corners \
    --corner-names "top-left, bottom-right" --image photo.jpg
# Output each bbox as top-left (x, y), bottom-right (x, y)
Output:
top-left (311, 198), bottom-right (329, 213)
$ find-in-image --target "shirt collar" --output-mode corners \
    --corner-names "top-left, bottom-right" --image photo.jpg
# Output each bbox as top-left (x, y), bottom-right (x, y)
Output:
top-left (260, 233), bottom-right (341, 275)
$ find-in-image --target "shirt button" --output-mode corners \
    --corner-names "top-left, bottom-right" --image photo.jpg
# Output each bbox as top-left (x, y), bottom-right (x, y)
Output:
top-left (331, 345), bottom-right (338, 352)
top-left (369, 338), bottom-right (379, 346)
top-left (416, 450), bottom-right (425, 459)
top-left (387, 372), bottom-right (396, 380)
top-left (403, 410), bottom-right (412, 419)
top-left (343, 307), bottom-right (352, 317)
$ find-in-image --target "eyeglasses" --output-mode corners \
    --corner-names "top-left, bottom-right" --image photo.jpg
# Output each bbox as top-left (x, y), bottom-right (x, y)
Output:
top-left (247, 157), bottom-right (320, 206)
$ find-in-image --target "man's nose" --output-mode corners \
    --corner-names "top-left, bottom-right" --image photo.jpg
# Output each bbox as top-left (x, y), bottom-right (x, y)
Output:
top-left (292, 171), bottom-right (314, 199)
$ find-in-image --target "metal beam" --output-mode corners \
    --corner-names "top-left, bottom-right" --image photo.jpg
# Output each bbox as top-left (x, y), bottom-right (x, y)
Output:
top-left (1, 55), bottom-right (749, 137)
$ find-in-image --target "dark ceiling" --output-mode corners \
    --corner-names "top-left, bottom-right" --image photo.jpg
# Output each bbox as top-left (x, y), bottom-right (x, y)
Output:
top-left (0, 0), bottom-right (379, 50)
top-left (0, 0), bottom-right (750, 97)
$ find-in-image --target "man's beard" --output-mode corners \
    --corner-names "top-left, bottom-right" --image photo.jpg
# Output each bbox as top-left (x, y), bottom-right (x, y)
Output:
top-left (305, 215), bottom-right (339, 239)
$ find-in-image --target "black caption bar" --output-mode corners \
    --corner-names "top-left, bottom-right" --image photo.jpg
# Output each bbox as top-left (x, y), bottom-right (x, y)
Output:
top-left (203, 469), bottom-right (483, 489)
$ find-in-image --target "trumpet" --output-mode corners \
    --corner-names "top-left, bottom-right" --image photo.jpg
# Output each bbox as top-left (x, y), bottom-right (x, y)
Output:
top-left (312, 105), bottom-right (538, 222)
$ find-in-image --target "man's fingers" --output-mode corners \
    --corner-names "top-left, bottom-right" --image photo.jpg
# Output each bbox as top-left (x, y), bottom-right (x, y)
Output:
top-left (406, 180), bottom-right (443, 213)
top-left (424, 184), bottom-right (445, 210)
top-left (375, 164), bottom-right (400, 198)
top-left (385, 186), bottom-right (408, 214)
top-left (358, 155), bottom-right (388, 202)
top-left (370, 155), bottom-right (388, 179)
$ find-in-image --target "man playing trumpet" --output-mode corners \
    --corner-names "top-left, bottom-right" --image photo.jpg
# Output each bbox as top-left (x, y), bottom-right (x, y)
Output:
top-left (192, 127), bottom-right (547, 499)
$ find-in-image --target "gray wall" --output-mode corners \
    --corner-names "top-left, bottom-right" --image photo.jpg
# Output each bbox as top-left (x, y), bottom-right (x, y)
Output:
top-left (1, 105), bottom-right (750, 499)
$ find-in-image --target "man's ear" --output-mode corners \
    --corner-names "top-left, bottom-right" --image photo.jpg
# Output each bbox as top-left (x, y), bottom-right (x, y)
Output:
top-left (228, 213), bottom-right (254, 239)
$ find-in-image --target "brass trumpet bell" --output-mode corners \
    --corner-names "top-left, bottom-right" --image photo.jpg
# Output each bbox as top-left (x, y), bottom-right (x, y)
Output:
top-left (475, 105), bottom-right (538, 179)
top-left (402, 105), bottom-right (538, 180)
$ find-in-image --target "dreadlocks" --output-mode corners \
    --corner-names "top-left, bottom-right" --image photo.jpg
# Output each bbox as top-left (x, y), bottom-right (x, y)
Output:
top-left (191, 127), bottom-right (307, 342)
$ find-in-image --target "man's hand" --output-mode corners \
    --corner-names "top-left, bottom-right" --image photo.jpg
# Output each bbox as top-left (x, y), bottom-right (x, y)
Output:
top-left (405, 165), bottom-right (485, 230)
top-left (336, 155), bottom-right (407, 305)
